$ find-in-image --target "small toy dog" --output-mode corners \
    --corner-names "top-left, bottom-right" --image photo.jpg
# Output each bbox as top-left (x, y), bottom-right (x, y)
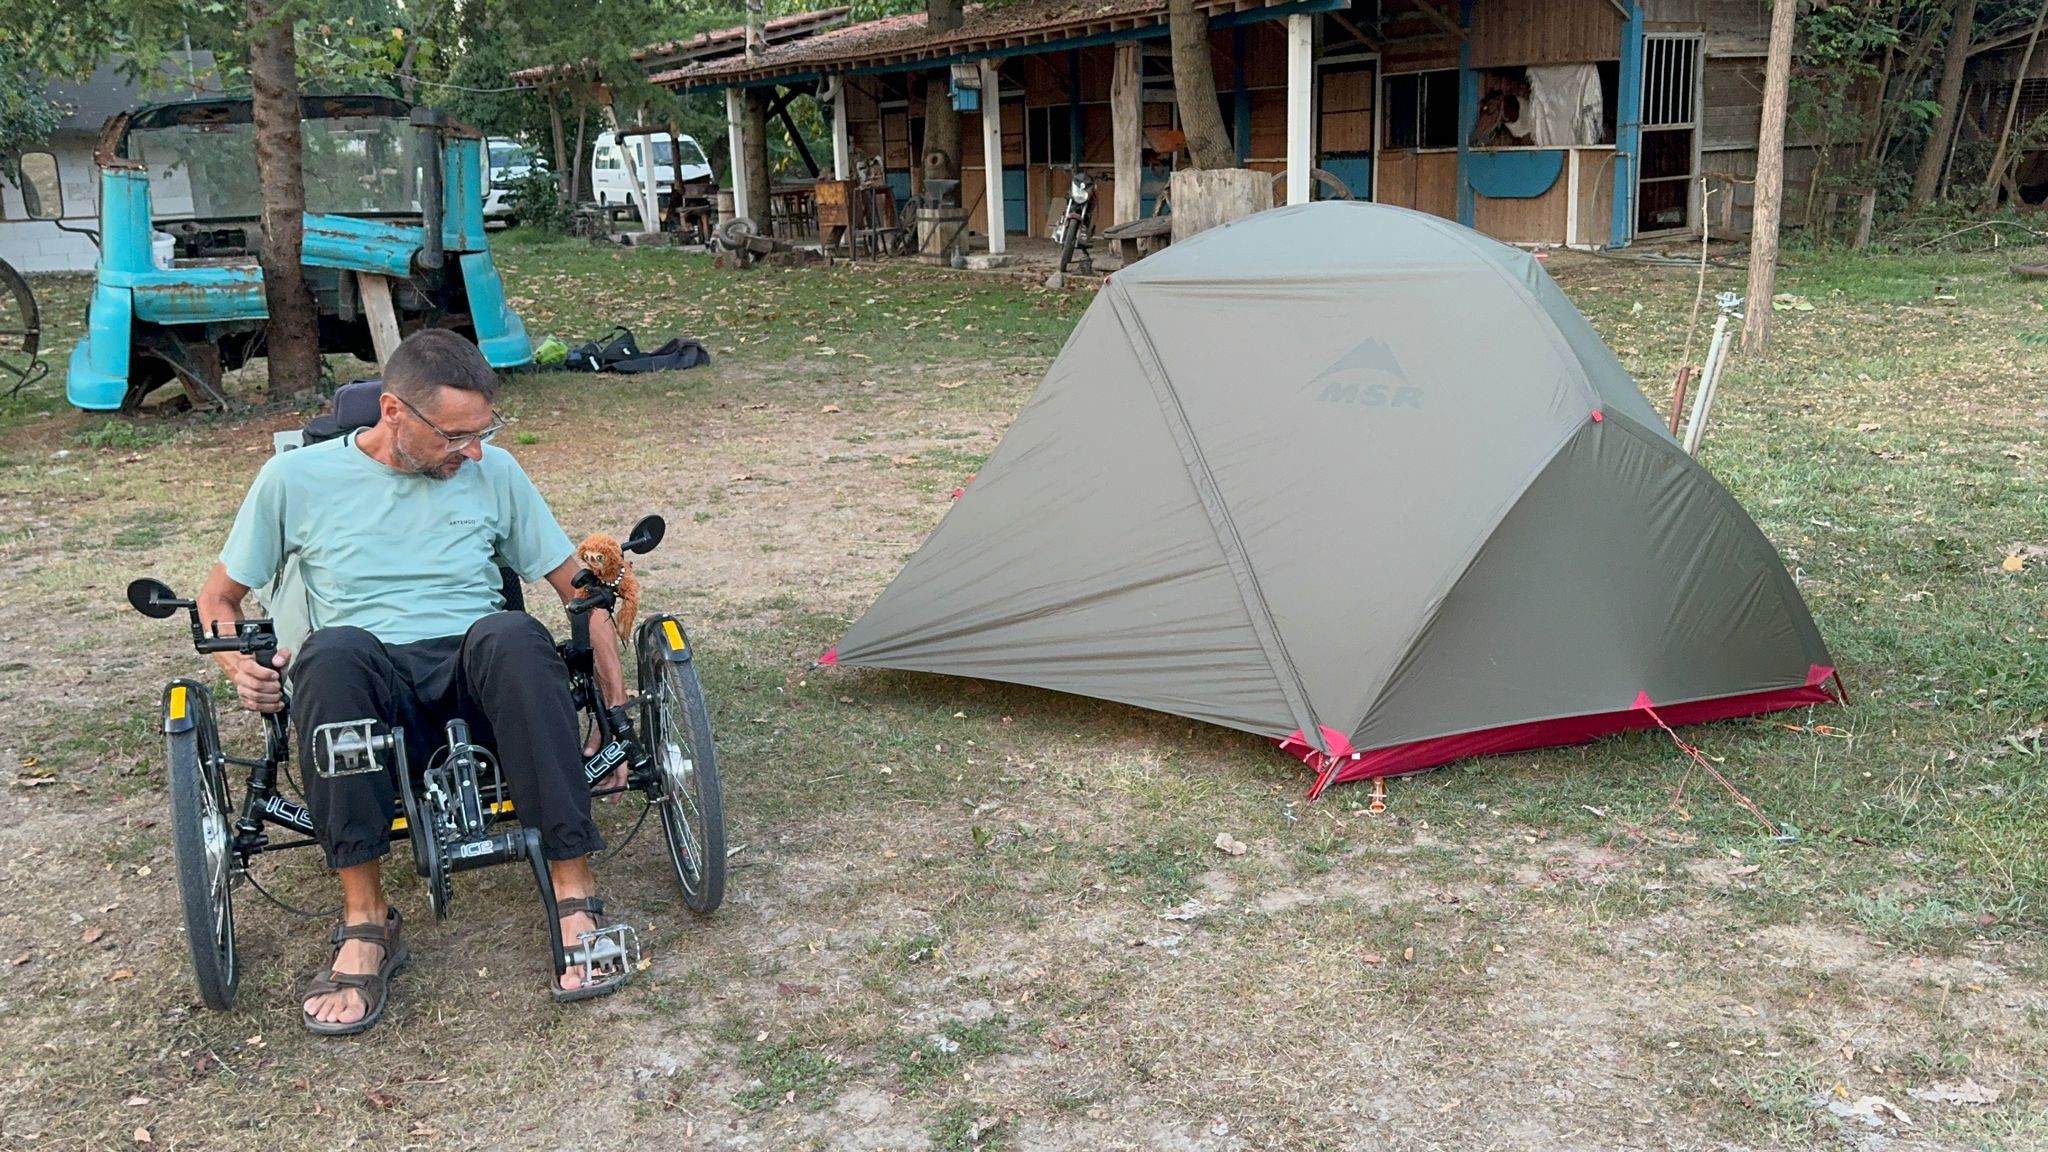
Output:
top-left (575, 532), bottom-right (640, 639)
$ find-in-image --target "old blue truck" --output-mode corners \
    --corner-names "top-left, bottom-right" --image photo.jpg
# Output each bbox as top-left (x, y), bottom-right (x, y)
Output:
top-left (69, 94), bottom-right (531, 412)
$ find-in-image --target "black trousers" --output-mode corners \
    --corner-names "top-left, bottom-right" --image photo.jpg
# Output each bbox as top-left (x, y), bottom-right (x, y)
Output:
top-left (289, 612), bottom-right (602, 870)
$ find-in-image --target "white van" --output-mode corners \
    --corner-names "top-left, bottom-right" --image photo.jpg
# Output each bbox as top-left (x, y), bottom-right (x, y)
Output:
top-left (590, 130), bottom-right (713, 216)
top-left (483, 137), bottom-right (543, 222)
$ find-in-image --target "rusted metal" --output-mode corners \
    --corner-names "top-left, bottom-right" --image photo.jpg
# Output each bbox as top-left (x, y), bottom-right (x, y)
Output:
top-left (94, 111), bottom-right (144, 171)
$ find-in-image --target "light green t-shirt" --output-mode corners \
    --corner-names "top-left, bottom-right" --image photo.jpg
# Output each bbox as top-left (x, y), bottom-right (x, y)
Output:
top-left (220, 431), bottom-right (574, 646)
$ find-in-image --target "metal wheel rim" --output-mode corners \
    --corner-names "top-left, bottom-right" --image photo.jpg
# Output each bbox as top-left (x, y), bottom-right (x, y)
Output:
top-left (655, 669), bottom-right (710, 897)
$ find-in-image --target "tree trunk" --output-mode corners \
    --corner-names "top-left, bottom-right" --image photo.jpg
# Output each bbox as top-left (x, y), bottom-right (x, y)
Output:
top-left (1912, 0), bottom-right (1975, 208)
top-left (1170, 0), bottom-right (1235, 169)
top-left (1981, 0), bottom-right (2048, 211)
top-left (745, 0), bottom-right (766, 61)
top-left (921, 0), bottom-right (964, 191)
top-left (744, 87), bottom-right (772, 220)
top-left (923, 73), bottom-right (962, 188)
top-left (1741, 0), bottom-right (1798, 358)
top-left (572, 98), bottom-right (590, 202)
top-left (550, 90), bottom-right (570, 202)
top-left (247, 0), bottom-right (320, 396)
top-left (396, 36), bottom-right (421, 103)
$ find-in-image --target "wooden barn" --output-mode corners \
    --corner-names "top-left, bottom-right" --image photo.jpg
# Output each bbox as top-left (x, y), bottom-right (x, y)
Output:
top-left (633, 0), bottom-right (1807, 252)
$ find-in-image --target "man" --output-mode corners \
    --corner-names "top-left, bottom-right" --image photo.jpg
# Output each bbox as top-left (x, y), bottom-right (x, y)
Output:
top-left (200, 329), bottom-right (628, 1036)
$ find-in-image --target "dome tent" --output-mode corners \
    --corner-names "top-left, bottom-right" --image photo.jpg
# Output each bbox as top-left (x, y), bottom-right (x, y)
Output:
top-left (823, 202), bottom-right (1837, 795)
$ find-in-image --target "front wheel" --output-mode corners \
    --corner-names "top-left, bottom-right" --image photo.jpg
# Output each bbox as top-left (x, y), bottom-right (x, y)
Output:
top-left (638, 619), bottom-right (725, 914)
top-left (1058, 214), bottom-right (1080, 273)
top-left (164, 680), bottom-right (238, 1010)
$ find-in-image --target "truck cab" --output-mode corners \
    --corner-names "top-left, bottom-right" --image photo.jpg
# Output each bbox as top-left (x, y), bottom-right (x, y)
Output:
top-left (67, 95), bottom-right (533, 412)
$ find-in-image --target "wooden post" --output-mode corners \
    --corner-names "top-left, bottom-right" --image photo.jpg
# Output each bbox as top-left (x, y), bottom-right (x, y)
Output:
top-left (832, 79), bottom-right (852, 180)
top-left (1111, 41), bottom-right (1141, 232)
top-left (357, 273), bottom-right (402, 370)
top-left (980, 60), bottom-right (1006, 254)
top-left (1286, 14), bottom-right (1314, 206)
top-left (725, 88), bottom-right (751, 223)
top-left (1740, 0), bottom-right (1796, 357)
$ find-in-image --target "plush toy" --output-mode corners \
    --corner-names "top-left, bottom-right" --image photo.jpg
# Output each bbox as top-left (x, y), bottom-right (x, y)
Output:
top-left (575, 532), bottom-right (640, 640)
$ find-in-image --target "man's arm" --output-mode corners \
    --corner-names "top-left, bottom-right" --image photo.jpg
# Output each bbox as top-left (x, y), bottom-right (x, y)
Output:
top-left (198, 563), bottom-right (290, 713)
top-left (544, 557), bottom-right (626, 710)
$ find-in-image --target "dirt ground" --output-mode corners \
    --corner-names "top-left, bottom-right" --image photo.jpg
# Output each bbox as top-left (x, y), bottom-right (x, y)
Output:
top-left (1, 248), bottom-right (2044, 1151)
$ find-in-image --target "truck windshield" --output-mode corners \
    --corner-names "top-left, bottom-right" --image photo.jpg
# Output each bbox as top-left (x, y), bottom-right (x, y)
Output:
top-left (130, 115), bottom-right (422, 221)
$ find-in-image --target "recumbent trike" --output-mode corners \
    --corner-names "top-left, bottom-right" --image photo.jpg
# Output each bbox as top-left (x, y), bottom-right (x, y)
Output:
top-left (128, 507), bottom-right (724, 1012)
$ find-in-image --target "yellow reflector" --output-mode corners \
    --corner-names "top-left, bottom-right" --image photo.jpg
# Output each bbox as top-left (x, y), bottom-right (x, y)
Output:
top-left (662, 619), bottom-right (685, 651)
top-left (168, 686), bottom-right (189, 721)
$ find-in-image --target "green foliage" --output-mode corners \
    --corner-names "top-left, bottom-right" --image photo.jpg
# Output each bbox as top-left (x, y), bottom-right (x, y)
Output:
top-left (505, 167), bottom-right (573, 232)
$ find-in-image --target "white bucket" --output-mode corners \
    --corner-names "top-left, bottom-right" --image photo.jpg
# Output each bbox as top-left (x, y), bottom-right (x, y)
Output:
top-left (151, 231), bottom-right (175, 269)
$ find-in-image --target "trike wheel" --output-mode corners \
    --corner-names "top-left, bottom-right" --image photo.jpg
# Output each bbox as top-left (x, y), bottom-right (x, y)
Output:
top-left (163, 680), bottom-right (238, 1010)
top-left (638, 620), bottom-right (725, 914)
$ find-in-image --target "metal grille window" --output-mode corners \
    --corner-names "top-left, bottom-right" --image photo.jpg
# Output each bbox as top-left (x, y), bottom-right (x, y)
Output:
top-left (2018, 78), bottom-right (2048, 128)
top-left (1641, 35), bottom-right (1700, 129)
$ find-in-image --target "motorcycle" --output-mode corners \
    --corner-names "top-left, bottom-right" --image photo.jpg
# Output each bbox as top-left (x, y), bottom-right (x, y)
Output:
top-left (1051, 165), bottom-right (1098, 276)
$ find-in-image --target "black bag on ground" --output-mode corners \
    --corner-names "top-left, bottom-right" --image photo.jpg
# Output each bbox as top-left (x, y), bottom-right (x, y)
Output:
top-left (565, 327), bottom-right (643, 372)
top-left (611, 338), bottom-right (711, 374)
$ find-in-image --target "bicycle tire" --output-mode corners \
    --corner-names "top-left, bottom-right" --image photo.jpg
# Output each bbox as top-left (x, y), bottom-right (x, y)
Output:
top-left (638, 618), bottom-right (725, 914)
top-left (164, 680), bottom-right (238, 1010)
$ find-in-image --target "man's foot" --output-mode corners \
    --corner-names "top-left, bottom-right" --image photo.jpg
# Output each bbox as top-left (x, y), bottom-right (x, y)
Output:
top-left (302, 907), bottom-right (407, 1035)
top-left (557, 899), bottom-right (599, 993)
top-left (552, 895), bottom-right (630, 1003)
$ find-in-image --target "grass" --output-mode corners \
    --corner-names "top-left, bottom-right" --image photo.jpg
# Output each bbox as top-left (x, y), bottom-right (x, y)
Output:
top-left (2, 238), bottom-right (2045, 1149)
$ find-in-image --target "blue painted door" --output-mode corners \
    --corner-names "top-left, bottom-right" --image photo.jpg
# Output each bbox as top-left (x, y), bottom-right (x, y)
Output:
top-left (1003, 168), bottom-right (1027, 233)
top-left (1323, 155), bottom-right (1373, 202)
top-left (1319, 61), bottom-right (1377, 202)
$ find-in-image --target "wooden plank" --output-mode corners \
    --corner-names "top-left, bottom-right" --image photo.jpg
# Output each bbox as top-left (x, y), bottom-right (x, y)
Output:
top-left (1112, 41), bottom-right (1142, 229)
top-left (1409, 0), bottom-right (1469, 41)
top-left (358, 273), bottom-right (402, 370)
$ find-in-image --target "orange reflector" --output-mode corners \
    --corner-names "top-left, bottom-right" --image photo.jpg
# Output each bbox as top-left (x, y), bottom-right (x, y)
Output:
top-left (662, 619), bottom-right (685, 651)
top-left (168, 686), bottom-right (189, 721)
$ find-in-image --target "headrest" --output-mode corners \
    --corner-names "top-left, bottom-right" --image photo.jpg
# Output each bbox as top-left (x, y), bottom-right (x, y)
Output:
top-left (332, 378), bottom-right (384, 433)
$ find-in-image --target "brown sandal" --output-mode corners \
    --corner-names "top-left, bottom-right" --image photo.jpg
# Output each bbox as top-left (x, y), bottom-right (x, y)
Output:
top-left (302, 908), bottom-right (409, 1036)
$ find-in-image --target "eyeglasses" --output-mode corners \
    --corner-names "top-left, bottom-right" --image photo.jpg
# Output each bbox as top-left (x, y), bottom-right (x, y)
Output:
top-left (396, 395), bottom-right (506, 449)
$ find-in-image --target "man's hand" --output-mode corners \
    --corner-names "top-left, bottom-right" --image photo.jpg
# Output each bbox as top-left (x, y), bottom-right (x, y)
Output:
top-left (227, 649), bottom-right (292, 713)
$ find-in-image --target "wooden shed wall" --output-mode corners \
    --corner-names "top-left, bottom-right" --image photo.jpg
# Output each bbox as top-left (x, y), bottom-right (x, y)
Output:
top-left (1471, 0), bottom-right (1625, 68)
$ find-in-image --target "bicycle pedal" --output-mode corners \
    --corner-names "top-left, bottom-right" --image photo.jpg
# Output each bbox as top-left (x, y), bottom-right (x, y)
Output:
top-left (572, 923), bottom-right (642, 983)
top-left (312, 719), bottom-right (392, 777)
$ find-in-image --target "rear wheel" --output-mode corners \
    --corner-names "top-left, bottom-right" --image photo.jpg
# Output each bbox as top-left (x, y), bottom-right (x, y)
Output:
top-left (638, 620), bottom-right (725, 914)
top-left (164, 680), bottom-right (238, 1010)
top-left (0, 257), bottom-right (43, 393)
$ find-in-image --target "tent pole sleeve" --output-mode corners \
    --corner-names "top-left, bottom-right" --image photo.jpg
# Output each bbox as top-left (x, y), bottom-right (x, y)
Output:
top-left (1104, 284), bottom-right (1332, 755)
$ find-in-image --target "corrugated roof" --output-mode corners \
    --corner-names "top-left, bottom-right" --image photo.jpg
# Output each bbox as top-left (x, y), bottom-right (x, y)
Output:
top-left (511, 8), bottom-right (852, 86)
top-left (653, 0), bottom-right (1307, 90)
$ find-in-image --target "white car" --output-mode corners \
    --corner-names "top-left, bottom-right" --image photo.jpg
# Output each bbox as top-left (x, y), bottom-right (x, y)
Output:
top-left (590, 130), bottom-right (712, 217)
top-left (483, 137), bottom-right (544, 222)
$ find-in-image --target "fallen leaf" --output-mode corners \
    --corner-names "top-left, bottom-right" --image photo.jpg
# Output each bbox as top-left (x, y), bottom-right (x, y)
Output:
top-left (1403, 946), bottom-right (1415, 962)
top-left (1856, 422), bottom-right (1881, 433)
top-left (2002, 554), bottom-right (2025, 573)
top-left (135, 865), bottom-right (152, 877)
top-left (775, 982), bottom-right (821, 998)
top-left (133, 1127), bottom-right (151, 1145)
top-left (107, 967), bottom-right (135, 982)
top-left (819, 404), bottom-right (841, 413)
top-left (124, 1096), bottom-right (149, 1107)
top-left (890, 455), bottom-right (919, 466)
top-left (1977, 912), bottom-right (1999, 928)
top-left (365, 1089), bottom-right (397, 1111)
top-left (1212, 833), bottom-right (1247, 857)
top-left (1362, 952), bottom-right (1385, 965)
top-left (82, 927), bottom-right (106, 944)
top-left (1907, 1078), bottom-right (2000, 1106)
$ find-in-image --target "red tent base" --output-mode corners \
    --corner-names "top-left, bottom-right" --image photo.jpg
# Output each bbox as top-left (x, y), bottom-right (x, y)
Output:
top-left (1282, 666), bottom-right (1842, 799)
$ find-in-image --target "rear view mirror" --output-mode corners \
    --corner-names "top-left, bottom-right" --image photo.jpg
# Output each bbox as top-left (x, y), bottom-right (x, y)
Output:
top-left (623, 515), bottom-right (665, 554)
top-left (127, 577), bottom-right (184, 618)
top-left (18, 152), bottom-right (61, 221)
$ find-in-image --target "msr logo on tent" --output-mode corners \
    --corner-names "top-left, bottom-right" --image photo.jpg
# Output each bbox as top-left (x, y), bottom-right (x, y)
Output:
top-left (1309, 339), bottom-right (1424, 409)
